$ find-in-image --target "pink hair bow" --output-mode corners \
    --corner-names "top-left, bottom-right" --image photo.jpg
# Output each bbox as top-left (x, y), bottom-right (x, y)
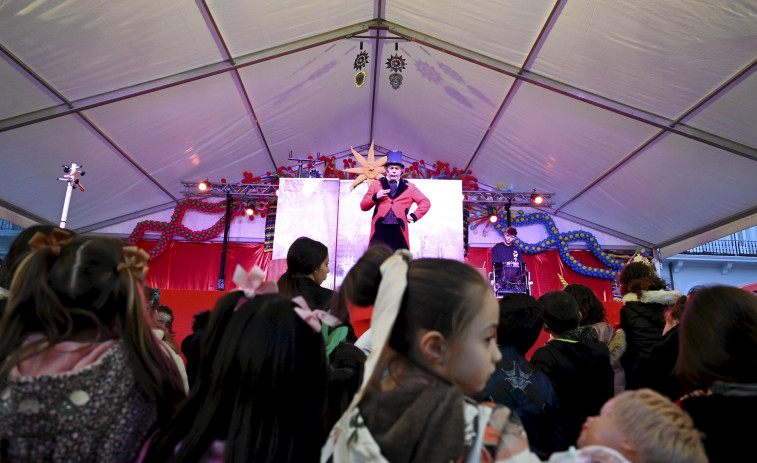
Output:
top-left (292, 296), bottom-right (341, 333)
top-left (232, 264), bottom-right (278, 299)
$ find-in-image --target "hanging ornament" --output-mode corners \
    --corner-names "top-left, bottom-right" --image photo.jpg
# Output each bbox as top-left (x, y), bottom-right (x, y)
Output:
top-left (355, 70), bottom-right (367, 88)
top-left (353, 50), bottom-right (369, 71)
top-left (385, 53), bottom-right (406, 72)
top-left (388, 72), bottom-right (403, 89)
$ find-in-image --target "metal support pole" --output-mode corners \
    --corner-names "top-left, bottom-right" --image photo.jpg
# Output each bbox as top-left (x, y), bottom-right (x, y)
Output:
top-left (217, 191), bottom-right (233, 290)
top-left (58, 163), bottom-right (85, 229)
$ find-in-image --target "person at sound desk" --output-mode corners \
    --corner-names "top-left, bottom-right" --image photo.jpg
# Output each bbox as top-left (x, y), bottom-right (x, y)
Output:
top-left (491, 226), bottom-right (524, 269)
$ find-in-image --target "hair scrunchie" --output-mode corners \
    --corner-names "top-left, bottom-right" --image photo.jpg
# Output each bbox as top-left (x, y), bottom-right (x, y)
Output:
top-left (349, 248), bottom-right (412, 409)
top-left (117, 246), bottom-right (150, 282)
top-left (27, 228), bottom-right (74, 256)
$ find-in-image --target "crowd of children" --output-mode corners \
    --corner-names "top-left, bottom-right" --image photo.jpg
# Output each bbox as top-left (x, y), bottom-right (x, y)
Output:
top-left (1, 228), bottom-right (754, 461)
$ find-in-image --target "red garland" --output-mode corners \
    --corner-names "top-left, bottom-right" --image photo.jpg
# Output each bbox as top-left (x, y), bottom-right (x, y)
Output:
top-left (127, 198), bottom-right (242, 261)
top-left (128, 157), bottom-right (479, 262)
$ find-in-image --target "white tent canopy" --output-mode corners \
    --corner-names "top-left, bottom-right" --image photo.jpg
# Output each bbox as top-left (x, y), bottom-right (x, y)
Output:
top-left (1, 0), bottom-right (755, 258)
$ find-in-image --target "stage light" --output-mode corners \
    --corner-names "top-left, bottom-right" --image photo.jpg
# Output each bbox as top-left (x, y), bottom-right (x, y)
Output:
top-left (489, 214), bottom-right (498, 223)
top-left (531, 191), bottom-right (544, 205)
top-left (245, 204), bottom-right (255, 216)
top-left (198, 180), bottom-right (210, 191)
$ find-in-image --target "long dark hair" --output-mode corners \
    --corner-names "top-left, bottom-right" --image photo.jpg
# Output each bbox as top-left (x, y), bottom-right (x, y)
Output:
top-left (676, 285), bottom-right (757, 391)
top-left (332, 244), bottom-right (393, 322)
top-left (0, 235), bottom-right (184, 422)
top-left (277, 236), bottom-right (328, 298)
top-left (147, 292), bottom-right (329, 462)
top-left (564, 283), bottom-right (607, 325)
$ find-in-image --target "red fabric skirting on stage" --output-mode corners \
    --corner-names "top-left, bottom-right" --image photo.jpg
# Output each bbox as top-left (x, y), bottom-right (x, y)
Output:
top-left (142, 242), bottom-right (622, 357)
top-left (139, 241), bottom-right (270, 291)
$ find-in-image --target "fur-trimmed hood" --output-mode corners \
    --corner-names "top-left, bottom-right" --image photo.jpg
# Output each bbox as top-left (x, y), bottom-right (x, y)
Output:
top-left (622, 289), bottom-right (681, 306)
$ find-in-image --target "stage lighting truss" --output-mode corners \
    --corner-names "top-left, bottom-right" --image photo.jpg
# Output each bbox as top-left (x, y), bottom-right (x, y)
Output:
top-left (182, 182), bottom-right (552, 207)
top-left (463, 190), bottom-right (554, 207)
top-left (181, 181), bottom-right (279, 201)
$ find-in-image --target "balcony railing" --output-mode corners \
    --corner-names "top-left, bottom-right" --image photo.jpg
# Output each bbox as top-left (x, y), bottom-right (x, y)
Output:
top-left (683, 240), bottom-right (757, 257)
top-left (0, 220), bottom-right (22, 231)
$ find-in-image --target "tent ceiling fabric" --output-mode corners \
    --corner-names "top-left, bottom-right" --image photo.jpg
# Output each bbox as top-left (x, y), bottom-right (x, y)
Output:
top-left (1, 0), bottom-right (755, 258)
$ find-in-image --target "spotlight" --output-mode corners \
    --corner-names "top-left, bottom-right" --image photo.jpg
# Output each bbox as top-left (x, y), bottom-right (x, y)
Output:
top-left (245, 204), bottom-right (255, 216)
top-left (198, 180), bottom-right (210, 191)
top-left (531, 191), bottom-right (544, 205)
top-left (488, 208), bottom-right (498, 223)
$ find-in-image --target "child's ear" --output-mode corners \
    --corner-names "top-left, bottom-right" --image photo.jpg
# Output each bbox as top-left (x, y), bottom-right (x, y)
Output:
top-left (418, 330), bottom-right (447, 366)
top-left (619, 438), bottom-right (639, 461)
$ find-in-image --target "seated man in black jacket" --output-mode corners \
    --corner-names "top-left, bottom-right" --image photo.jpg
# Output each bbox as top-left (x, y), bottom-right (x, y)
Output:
top-left (531, 291), bottom-right (614, 450)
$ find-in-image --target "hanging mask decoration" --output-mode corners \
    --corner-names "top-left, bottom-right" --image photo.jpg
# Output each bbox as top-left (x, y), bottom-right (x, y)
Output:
top-left (386, 43), bottom-right (407, 89)
top-left (355, 71), bottom-right (367, 88)
top-left (354, 42), bottom-right (369, 88)
top-left (388, 72), bottom-right (403, 89)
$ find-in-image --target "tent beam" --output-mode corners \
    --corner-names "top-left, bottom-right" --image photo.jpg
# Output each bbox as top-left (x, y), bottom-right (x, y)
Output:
top-left (463, 79), bottom-right (519, 173)
top-left (198, 0), bottom-right (235, 65)
top-left (675, 58), bottom-right (757, 127)
top-left (548, 210), bottom-right (656, 249)
top-left (196, 0), bottom-right (276, 170)
top-left (75, 202), bottom-right (179, 234)
top-left (656, 207), bottom-right (757, 259)
top-left (368, 26), bottom-right (384, 142)
top-left (0, 199), bottom-right (54, 228)
top-left (384, 23), bottom-right (757, 163)
top-left (0, 22), bottom-right (377, 133)
top-left (555, 130), bottom-right (666, 213)
top-left (0, 42), bottom-right (72, 109)
top-left (519, 0), bottom-right (567, 73)
top-left (75, 113), bottom-right (178, 202)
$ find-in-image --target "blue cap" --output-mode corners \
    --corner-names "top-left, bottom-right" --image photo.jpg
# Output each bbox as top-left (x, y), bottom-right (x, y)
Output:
top-left (385, 150), bottom-right (404, 168)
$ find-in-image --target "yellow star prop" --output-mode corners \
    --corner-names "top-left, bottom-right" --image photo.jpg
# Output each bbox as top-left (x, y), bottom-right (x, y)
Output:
top-left (343, 140), bottom-right (387, 189)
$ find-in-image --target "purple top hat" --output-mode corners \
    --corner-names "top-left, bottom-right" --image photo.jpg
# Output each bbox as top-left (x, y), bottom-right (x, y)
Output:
top-left (385, 150), bottom-right (404, 168)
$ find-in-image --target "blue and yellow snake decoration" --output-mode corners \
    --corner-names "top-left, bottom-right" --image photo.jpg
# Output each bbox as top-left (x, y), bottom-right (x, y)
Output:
top-left (493, 212), bottom-right (626, 280)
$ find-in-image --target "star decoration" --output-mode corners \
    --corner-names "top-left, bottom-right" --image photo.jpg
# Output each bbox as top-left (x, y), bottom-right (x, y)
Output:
top-left (342, 140), bottom-right (387, 189)
top-left (386, 54), bottom-right (407, 72)
top-left (353, 50), bottom-right (369, 71)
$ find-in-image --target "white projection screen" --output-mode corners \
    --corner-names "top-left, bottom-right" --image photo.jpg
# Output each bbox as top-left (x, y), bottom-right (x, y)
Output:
top-left (273, 178), bottom-right (463, 290)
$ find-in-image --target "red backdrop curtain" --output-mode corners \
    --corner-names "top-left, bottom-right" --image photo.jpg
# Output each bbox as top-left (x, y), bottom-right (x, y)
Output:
top-left (464, 248), bottom-right (614, 301)
top-left (139, 240), bottom-right (270, 291)
top-left (144, 242), bottom-right (621, 358)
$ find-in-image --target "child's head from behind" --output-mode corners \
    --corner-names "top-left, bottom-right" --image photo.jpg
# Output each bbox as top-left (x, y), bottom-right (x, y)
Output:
top-left (5, 234), bottom-right (148, 339)
top-left (215, 293), bottom-right (327, 401)
top-left (0, 225), bottom-right (69, 289)
top-left (539, 290), bottom-right (580, 336)
top-left (334, 243), bottom-right (393, 322)
top-left (379, 257), bottom-right (501, 394)
top-left (496, 293), bottom-right (543, 356)
top-left (676, 285), bottom-right (757, 390)
top-left (564, 283), bottom-right (607, 325)
top-left (1, 233), bottom-right (184, 415)
top-left (187, 292), bottom-right (327, 460)
top-left (578, 388), bottom-right (706, 463)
